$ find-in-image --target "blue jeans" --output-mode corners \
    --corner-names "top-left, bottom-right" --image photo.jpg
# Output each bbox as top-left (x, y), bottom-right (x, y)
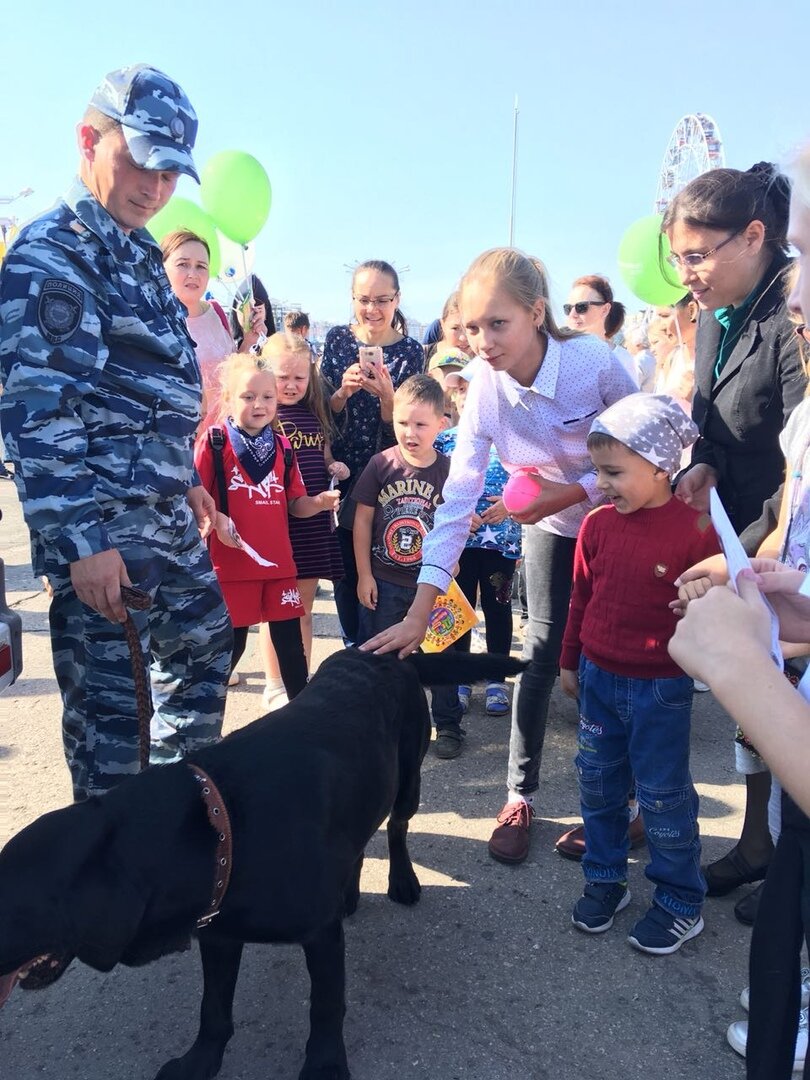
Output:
top-left (358, 577), bottom-right (462, 731)
top-left (576, 657), bottom-right (705, 919)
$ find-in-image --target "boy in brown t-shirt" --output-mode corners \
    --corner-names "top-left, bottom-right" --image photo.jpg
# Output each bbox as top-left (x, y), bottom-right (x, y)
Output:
top-left (352, 374), bottom-right (464, 757)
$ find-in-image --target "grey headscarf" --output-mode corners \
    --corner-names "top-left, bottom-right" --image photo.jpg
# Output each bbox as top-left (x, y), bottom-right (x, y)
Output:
top-left (589, 393), bottom-right (699, 476)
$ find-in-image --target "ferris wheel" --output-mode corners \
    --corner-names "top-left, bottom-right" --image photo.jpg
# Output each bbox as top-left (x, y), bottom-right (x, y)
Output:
top-left (654, 113), bottom-right (725, 214)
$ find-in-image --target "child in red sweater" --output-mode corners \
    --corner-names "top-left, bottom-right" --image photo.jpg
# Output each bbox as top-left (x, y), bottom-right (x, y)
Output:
top-left (194, 355), bottom-right (339, 701)
top-left (559, 393), bottom-right (720, 955)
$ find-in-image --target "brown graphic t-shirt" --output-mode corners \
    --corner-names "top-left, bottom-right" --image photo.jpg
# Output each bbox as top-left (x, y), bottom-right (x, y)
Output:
top-left (352, 446), bottom-right (451, 587)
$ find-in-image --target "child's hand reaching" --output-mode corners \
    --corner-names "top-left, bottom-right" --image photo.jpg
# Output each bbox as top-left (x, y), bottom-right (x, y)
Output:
top-left (670, 575), bottom-right (714, 616)
top-left (317, 489), bottom-right (340, 513)
top-left (357, 573), bottom-right (378, 610)
top-left (480, 495), bottom-right (509, 525)
top-left (328, 461), bottom-right (350, 482)
top-left (560, 668), bottom-right (579, 701)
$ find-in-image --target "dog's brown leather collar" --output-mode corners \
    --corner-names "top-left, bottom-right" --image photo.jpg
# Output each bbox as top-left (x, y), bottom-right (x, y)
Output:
top-left (188, 765), bottom-right (233, 928)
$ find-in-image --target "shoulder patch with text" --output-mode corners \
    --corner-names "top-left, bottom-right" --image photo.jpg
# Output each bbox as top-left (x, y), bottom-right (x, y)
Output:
top-left (37, 279), bottom-right (84, 345)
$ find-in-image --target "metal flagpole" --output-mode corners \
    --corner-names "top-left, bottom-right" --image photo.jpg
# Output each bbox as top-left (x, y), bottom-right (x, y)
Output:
top-left (508, 96), bottom-right (519, 247)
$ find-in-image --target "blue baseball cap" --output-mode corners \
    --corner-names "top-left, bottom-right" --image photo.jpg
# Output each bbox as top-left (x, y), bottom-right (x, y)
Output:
top-left (90, 64), bottom-right (200, 182)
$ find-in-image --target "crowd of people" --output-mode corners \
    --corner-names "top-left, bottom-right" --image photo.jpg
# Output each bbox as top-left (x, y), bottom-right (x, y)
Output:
top-left (2, 62), bottom-right (810, 1078)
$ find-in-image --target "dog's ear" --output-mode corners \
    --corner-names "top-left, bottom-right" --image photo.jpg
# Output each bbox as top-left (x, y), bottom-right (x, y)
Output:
top-left (65, 857), bottom-right (147, 972)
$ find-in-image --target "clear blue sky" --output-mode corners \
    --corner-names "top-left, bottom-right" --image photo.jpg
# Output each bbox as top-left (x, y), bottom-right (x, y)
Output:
top-left (2, 0), bottom-right (808, 326)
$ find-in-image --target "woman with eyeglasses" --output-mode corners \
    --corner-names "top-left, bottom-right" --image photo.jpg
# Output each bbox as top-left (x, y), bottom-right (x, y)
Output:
top-left (320, 259), bottom-right (424, 645)
top-left (664, 164), bottom-right (806, 917)
top-left (671, 146), bottom-right (810, 1079)
top-left (564, 275), bottom-right (638, 385)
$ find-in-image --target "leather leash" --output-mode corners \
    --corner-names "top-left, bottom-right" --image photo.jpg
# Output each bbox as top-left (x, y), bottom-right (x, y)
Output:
top-left (120, 586), bottom-right (153, 771)
top-left (188, 765), bottom-right (234, 927)
top-left (119, 586), bottom-right (233, 927)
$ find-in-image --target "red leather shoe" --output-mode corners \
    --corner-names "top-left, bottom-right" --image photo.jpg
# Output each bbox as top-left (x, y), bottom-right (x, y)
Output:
top-left (555, 813), bottom-right (646, 861)
top-left (488, 800), bottom-right (534, 864)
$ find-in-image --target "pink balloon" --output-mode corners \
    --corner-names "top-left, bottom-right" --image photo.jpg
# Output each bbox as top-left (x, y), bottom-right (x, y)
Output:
top-left (502, 469), bottom-right (543, 513)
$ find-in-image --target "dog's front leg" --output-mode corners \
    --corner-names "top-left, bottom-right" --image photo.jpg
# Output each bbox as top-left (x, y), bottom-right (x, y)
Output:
top-left (386, 817), bottom-right (421, 905)
top-left (154, 933), bottom-right (243, 1080)
top-left (299, 919), bottom-right (350, 1080)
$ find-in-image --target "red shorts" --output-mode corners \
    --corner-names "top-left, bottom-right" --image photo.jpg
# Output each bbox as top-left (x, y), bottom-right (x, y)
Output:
top-left (220, 577), bottom-right (306, 627)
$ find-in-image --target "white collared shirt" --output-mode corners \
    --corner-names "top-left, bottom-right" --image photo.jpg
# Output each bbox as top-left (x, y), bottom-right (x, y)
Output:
top-left (419, 334), bottom-right (638, 591)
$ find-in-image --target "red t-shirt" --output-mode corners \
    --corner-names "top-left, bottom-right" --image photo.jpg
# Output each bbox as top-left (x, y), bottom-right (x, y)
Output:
top-left (559, 497), bottom-right (721, 679)
top-left (195, 429), bottom-right (307, 582)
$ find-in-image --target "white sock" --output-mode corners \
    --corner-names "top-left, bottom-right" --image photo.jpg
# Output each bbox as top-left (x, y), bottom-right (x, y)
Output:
top-left (507, 791), bottom-right (534, 807)
top-left (265, 677), bottom-right (284, 692)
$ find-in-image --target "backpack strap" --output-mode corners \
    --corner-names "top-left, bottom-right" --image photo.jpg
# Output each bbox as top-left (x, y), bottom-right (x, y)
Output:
top-left (275, 433), bottom-right (295, 490)
top-left (208, 426), bottom-right (229, 516)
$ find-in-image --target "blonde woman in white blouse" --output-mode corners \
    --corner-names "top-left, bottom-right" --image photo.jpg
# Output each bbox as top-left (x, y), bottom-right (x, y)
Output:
top-left (362, 248), bottom-right (637, 864)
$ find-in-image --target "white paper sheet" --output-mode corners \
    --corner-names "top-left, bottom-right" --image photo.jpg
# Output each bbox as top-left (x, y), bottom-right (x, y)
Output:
top-left (227, 519), bottom-right (278, 568)
top-left (709, 489), bottom-right (783, 669)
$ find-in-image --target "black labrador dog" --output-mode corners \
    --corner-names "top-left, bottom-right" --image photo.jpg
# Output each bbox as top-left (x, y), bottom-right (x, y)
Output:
top-left (0, 648), bottom-right (524, 1079)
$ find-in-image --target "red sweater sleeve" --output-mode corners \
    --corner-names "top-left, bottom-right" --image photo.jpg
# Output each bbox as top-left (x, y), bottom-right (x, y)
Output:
top-left (559, 508), bottom-right (600, 670)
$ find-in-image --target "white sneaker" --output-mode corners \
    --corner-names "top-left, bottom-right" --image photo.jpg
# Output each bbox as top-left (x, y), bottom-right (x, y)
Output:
top-left (227, 671), bottom-right (240, 687)
top-left (740, 967), bottom-right (810, 1012)
top-left (727, 1006), bottom-right (808, 1071)
top-left (693, 679), bottom-right (710, 693)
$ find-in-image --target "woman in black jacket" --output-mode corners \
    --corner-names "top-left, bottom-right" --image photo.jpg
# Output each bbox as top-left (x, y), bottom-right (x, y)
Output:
top-left (663, 163), bottom-right (806, 908)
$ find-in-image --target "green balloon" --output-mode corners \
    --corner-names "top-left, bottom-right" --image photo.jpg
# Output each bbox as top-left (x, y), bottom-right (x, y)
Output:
top-left (147, 197), bottom-right (221, 278)
top-left (201, 151), bottom-right (271, 245)
top-left (618, 214), bottom-right (687, 307)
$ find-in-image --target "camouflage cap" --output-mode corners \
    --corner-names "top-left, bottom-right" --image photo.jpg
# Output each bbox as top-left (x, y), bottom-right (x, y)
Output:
top-left (90, 64), bottom-right (199, 182)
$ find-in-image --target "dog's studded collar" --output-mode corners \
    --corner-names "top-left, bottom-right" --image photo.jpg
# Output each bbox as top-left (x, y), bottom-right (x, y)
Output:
top-left (188, 766), bottom-right (233, 928)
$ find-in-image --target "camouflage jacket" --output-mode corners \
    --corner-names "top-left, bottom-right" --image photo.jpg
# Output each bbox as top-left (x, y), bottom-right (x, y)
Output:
top-left (0, 178), bottom-right (202, 574)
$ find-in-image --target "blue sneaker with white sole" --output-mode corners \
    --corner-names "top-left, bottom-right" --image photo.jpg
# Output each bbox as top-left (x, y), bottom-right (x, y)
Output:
top-left (572, 882), bottom-right (631, 933)
top-left (628, 904), bottom-right (704, 955)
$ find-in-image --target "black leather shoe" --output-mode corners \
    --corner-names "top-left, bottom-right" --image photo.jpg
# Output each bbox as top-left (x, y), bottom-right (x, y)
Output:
top-left (734, 881), bottom-right (765, 926)
top-left (703, 845), bottom-right (771, 897)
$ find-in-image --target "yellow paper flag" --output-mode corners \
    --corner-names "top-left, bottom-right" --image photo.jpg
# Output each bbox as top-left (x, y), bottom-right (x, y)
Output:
top-left (422, 579), bottom-right (478, 653)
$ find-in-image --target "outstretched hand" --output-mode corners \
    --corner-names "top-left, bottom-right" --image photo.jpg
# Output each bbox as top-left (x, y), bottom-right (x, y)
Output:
top-left (359, 612), bottom-right (428, 659)
top-left (668, 571), bottom-right (773, 684)
top-left (510, 478), bottom-right (586, 526)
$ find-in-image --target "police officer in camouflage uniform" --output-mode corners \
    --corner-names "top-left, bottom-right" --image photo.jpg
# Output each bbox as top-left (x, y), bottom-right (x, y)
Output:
top-left (0, 65), bottom-right (233, 801)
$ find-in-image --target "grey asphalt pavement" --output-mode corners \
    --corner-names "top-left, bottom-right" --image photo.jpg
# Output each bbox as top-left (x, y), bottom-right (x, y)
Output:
top-left (0, 477), bottom-right (751, 1080)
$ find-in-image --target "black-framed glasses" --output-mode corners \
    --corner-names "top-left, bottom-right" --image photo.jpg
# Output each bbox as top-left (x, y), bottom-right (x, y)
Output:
top-left (666, 229), bottom-right (744, 270)
top-left (563, 300), bottom-right (608, 316)
top-left (796, 324), bottom-right (810, 345)
top-left (353, 294), bottom-right (398, 308)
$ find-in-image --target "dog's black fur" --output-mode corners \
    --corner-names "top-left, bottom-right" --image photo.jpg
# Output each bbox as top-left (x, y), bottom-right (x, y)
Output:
top-left (0, 648), bottom-right (525, 1080)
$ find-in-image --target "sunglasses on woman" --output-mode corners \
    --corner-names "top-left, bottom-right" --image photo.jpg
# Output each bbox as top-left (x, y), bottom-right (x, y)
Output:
top-left (563, 301), bottom-right (607, 316)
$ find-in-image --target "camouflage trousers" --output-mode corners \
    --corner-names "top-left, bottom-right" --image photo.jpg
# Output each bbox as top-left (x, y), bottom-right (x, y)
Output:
top-left (47, 497), bottom-right (233, 801)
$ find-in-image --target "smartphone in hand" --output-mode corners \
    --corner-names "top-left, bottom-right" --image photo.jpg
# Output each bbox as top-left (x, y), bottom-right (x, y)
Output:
top-left (358, 345), bottom-right (383, 377)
